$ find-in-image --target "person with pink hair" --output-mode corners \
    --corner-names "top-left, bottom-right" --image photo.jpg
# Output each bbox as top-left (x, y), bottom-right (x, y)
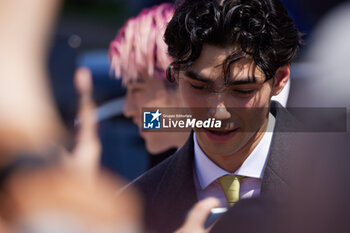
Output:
top-left (109, 3), bottom-right (189, 162)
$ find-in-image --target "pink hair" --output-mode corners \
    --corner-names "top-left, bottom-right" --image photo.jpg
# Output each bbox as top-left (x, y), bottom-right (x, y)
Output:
top-left (109, 3), bottom-right (174, 85)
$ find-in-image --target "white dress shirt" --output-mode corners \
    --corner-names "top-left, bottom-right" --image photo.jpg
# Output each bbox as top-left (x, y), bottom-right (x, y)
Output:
top-left (193, 113), bottom-right (276, 207)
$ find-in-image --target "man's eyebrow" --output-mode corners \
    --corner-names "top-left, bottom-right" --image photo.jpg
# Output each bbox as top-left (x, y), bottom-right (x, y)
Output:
top-left (227, 77), bottom-right (257, 85)
top-left (184, 70), bottom-right (214, 84)
top-left (184, 70), bottom-right (258, 85)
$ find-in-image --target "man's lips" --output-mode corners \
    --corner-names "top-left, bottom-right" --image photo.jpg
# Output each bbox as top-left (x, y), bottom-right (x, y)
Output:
top-left (204, 128), bottom-right (239, 141)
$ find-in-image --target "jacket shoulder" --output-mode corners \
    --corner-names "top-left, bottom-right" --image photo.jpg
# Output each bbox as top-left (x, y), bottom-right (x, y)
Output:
top-left (131, 154), bottom-right (174, 195)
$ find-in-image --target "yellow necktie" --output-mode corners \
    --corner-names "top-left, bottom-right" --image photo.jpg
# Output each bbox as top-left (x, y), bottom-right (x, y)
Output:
top-left (218, 175), bottom-right (244, 207)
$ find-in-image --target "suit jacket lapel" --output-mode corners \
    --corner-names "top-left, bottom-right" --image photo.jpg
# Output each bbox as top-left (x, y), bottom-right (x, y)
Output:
top-left (261, 101), bottom-right (299, 197)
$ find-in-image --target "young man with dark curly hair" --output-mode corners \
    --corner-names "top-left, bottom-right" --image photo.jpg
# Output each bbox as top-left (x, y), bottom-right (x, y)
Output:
top-left (131, 0), bottom-right (302, 232)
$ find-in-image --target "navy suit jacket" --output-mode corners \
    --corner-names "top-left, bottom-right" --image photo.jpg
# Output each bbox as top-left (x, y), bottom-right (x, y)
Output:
top-left (132, 101), bottom-right (300, 233)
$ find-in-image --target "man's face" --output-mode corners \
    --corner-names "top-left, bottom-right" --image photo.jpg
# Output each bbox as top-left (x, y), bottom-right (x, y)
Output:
top-left (124, 77), bottom-right (181, 154)
top-left (178, 44), bottom-right (284, 159)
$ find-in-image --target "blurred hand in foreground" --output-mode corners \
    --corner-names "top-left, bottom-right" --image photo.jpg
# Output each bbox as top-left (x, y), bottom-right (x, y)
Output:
top-left (174, 197), bottom-right (220, 233)
top-left (0, 166), bottom-right (143, 233)
top-left (60, 67), bottom-right (101, 176)
top-left (0, 0), bottom-right (64, 164)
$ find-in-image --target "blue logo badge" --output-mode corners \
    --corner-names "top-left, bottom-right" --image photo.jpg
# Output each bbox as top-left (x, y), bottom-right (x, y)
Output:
top-left (143, 109), bottom-right (162, 129)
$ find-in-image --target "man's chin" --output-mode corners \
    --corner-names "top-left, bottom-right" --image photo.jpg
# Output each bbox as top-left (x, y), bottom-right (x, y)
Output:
top-left (197, 135), bottom-right (246, 157)
top-left (205, 147), bottom-right (242, 157)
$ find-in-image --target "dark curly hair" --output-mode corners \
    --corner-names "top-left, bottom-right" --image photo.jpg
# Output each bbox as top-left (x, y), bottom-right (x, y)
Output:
top-left (164, 0), bottom-right (302, 82)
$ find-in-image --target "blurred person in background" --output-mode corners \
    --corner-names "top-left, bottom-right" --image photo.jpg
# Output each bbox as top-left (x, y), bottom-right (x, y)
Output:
top-left (285, 4), bottom-right (350, 232)
top-left (289, 1), bottom-right (350, 112)
top-left (0, 0), bottom-right (143, 232)
top-left (109, 3), bottom-right (189, 167)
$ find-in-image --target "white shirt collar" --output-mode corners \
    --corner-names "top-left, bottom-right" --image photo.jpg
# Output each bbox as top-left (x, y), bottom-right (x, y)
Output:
top-left (194, 113), bottom-right (276, 190)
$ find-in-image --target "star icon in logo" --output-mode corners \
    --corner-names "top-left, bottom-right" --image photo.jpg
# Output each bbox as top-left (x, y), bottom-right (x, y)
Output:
top-left (150, 109), bottom-right (161, 122)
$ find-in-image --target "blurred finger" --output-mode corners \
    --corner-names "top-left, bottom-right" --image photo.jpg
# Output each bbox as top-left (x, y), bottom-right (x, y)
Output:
top-left (74, 67), bottom-right (93, 98)
top-left (175, 197), bottom-right (220, 233)
top-left (71, 67), bottom-right (101, 173)
top-left (185, 197), bottom-right (220, 226)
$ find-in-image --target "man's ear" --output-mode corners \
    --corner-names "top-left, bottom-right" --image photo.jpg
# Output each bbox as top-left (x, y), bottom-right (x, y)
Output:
top-left (272, 64), bottom-right (290, 96)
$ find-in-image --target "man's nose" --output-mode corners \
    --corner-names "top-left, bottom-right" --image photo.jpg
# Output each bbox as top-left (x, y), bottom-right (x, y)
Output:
top-left (212, 101), bottom-right (232, 120)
